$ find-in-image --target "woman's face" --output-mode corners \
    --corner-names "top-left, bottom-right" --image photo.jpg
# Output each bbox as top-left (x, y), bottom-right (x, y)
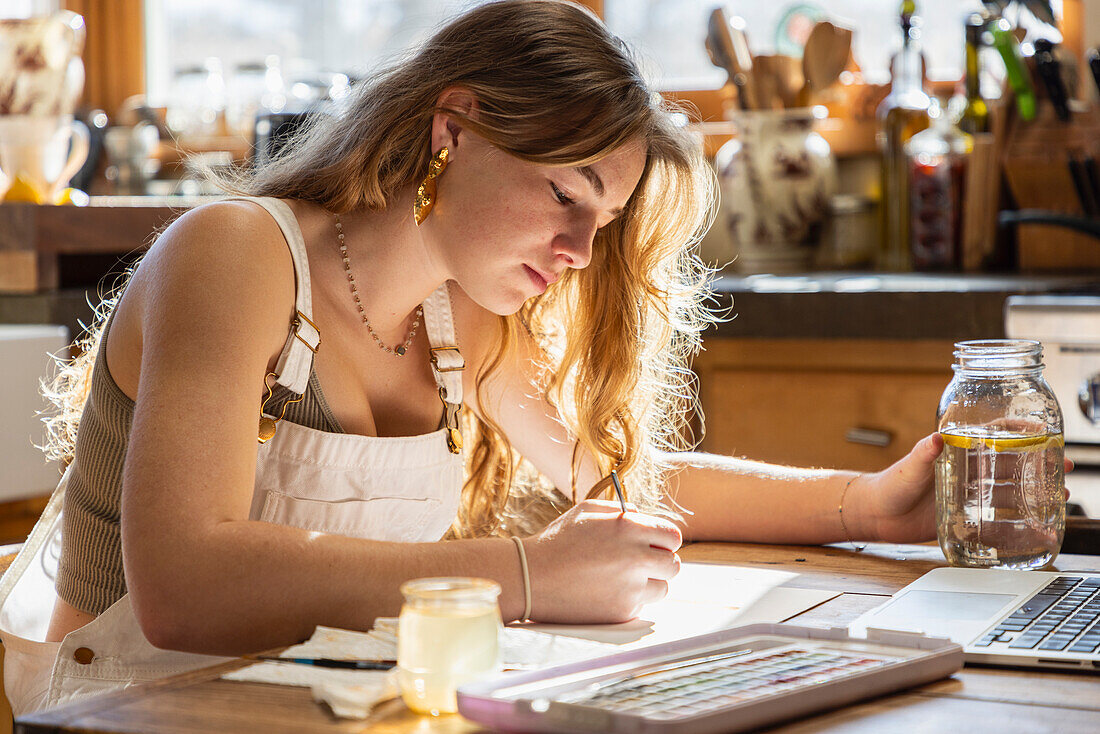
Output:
top-left (424, 131), bottom-right (647, 315)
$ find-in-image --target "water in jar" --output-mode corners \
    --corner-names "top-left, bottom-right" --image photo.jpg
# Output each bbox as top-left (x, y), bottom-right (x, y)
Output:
top-left (397, 604), bottom-right (501, 715)
top-left (936, 428), bottom-right (1065, 569)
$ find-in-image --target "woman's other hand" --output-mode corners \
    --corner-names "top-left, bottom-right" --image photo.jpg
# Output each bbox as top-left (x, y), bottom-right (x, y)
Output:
top-left (519, 499), bottom-right (682, 624)
top-left (850, 432), bottom-right (1074, 544)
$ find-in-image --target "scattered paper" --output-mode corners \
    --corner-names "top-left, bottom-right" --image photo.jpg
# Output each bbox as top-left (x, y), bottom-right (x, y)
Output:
top-left (223, 623), bottom-right (615, 718)
top-left (223, 625), bottom-right (401, 718)
top-left (223, 563), bottom-right (838, 719)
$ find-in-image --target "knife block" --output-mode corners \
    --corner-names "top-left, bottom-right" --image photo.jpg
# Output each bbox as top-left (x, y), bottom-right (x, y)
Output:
top-left (1002, 105), bottom-right (1100, 271)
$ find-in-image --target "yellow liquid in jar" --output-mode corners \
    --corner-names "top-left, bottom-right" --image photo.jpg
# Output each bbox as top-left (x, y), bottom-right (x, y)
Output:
top-left (397, 604), bottom-right (501, 715)
top-left (936, 429), bottom-right (1065, 569)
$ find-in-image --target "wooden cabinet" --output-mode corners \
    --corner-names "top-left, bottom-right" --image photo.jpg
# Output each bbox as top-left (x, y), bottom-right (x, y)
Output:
top-left (0, 496), bottom-right (49, 546)
top-left (693, 338), bottom-right (955, 472)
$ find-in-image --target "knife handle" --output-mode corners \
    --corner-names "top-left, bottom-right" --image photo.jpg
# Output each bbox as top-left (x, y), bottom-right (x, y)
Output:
top-left (1088, 48), bottom-right (1100, 98)
top-left (1066, 154), bottom-right (1099, 218)
top-left (1033, 39), bottom-right (1069, 122)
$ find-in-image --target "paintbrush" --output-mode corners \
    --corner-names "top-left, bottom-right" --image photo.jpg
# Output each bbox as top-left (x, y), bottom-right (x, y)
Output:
top-left (248, 655), bottom-right (396, 670)
top-left (610, 469), bottom-right (627, 513)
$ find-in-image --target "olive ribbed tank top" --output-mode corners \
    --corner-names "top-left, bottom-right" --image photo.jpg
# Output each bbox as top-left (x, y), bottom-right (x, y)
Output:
top-left (56, 307), bottom-right (344, 616)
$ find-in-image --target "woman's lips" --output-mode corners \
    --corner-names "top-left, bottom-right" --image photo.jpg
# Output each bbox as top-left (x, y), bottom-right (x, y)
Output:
top-left (523, 264), bottom-right (548, 293)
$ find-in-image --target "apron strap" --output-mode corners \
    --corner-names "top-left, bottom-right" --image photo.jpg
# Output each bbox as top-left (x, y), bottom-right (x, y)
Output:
top-left (423, 283), bottom-right (464, 407)
top-left (225, 196), bottom-right (319, 395)
top-left (423, 283), bottom-right (465, 454)
top-left (0, 464), bottom-right (71, 606)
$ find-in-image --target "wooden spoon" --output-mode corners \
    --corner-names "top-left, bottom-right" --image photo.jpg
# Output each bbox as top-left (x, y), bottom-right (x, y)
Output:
top-left (706, 8), bottom-right (759, 110)
top-left (799, 21), bottom-right (853, 104)
top-left (758, 54), bottom-right (804, 109)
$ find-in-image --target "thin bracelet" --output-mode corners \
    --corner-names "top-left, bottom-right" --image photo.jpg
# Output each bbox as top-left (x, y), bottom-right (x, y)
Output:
top-left (838, 474), bottom-right (867, 552)
top-left (510, 536), bottom-right (532, 622)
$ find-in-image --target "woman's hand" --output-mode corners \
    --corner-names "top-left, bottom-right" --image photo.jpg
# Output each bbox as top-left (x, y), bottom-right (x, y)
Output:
top-left (519, 499), bottom-right (682, 624)
top-left (851, 432), bottom-right (1075, 544)
top-left (850, 433), bottom-right (943, 544)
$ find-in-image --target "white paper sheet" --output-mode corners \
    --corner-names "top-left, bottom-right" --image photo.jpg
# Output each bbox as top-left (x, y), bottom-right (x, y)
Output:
top-left (522, 562), bottom-right (840, 647)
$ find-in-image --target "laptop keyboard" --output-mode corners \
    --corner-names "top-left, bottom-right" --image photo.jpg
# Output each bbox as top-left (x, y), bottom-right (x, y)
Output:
top-left (973, 575), bottom-right (1100, 654)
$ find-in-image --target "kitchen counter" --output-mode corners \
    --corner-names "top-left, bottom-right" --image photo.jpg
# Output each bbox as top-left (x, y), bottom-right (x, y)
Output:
top-left (0, 197), bottom-right (217, 294)
top-left (708, 272), bottom-right (1100, 340)
top-left (0, 290), bottom-right (100, 349)
top-left (2, 272), bottom-right (1100, 347)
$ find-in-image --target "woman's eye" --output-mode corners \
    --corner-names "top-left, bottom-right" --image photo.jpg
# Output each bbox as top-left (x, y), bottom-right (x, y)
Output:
top-left (550, 182), bottom-right (575, 206)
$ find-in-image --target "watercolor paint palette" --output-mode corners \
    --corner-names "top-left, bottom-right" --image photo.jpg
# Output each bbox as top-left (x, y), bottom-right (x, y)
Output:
top-left (457, 623), bottom-right (963, 734)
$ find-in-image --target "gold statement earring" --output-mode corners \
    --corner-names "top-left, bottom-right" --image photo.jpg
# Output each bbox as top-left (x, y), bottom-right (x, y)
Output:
top-left (413, 146), bottom-right (450, 225)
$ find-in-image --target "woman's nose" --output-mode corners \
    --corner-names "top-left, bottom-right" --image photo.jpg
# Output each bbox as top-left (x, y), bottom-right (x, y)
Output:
top-left (553, 219), bottom-right (596, 270)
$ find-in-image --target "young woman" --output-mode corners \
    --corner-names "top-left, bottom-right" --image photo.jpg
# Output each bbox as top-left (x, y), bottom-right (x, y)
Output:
top-left (1, 0), bottom-right (941, 715)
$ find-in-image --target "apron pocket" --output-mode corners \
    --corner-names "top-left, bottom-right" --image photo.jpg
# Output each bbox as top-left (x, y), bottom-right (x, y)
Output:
top-left (2, 635), bottom-right (60, 716)
top-left (259, 491), bottom-right (444, 541)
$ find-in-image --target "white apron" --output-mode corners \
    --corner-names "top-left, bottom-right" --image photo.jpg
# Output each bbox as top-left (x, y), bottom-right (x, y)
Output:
top-left (0, 197), bottom-right (468, 716)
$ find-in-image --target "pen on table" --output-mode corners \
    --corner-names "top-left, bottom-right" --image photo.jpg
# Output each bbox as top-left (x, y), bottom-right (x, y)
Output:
top-left (249, 656), bottom-right (396, 670)
top-left (610, 469), bottom-right (627, 514)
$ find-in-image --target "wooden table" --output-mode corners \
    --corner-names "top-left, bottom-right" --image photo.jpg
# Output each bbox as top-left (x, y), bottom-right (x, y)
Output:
top-left (16, 543), bottom-right (1100, 733)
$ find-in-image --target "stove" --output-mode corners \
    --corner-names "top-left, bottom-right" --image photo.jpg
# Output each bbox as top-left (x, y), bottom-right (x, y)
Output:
top-left (1006, 296), bottom-right (1100, 520)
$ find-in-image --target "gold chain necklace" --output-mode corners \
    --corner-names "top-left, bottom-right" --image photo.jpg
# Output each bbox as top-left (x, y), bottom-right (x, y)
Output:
top-left (334, 213), bottom-right (423, 356)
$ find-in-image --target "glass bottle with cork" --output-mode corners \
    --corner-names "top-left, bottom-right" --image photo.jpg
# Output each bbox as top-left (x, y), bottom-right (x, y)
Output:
top-left (877, 0), bottom-right (931, 271)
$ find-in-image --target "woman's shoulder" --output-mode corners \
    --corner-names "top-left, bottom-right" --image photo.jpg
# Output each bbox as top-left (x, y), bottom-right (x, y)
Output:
top-left (139, 199), bottom-right (295, 295)
top-left (128, 198), bottom-right (298, 350)
top-left (158, 197), bottom-right (291, 256)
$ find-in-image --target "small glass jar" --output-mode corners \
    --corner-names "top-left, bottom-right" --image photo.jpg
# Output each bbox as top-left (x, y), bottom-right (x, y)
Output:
top-left (816, 194), bottom-right (878, 269)
top-left (397, 577), bottom-right (502, 716)
top-left (936, 340), bottom-right (1065, 569)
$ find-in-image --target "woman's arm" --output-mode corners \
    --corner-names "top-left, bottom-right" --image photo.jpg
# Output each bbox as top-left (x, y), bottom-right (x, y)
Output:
top-left (450, 291), bottom-right (940, 551)
top-left (454, 292), bottom-right (942, 549)
top-left (660, 435), bottom-right (942, 545)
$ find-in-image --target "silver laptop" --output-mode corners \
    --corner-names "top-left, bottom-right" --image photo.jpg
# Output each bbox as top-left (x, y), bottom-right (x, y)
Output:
top-left (849, 567), bottom-right (1100, 672)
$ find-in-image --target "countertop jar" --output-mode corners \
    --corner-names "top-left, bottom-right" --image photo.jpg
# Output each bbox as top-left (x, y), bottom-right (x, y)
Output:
top-left (397, 577), bottom-right (502, 715)
top-left (715, 108), bottom-right (837, 274)
top-left (935, 340), bottom-right (1065, 569)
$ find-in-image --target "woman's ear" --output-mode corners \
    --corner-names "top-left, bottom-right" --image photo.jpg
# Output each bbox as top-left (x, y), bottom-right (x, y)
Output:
top-left (430, 87), bottom-right (479, 153)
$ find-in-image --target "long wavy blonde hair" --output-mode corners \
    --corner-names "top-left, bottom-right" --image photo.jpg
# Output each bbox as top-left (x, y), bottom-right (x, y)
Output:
top-left (43, 0), bottom-right (717, 538)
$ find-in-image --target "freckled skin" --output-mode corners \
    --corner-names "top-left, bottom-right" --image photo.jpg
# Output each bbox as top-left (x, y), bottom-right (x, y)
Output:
top-left (420, 132), bottom-right (646, 315)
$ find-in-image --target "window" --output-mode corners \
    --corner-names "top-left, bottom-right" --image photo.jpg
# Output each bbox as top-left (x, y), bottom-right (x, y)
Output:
top-left (139, 0), bottom-right (1069, 124)
top-left (144, 0), bottom-right (497, 108)
top-left (146, 0), bottom-right (1066, 107)
top-left (603, 0), bottom-right (1064, 88)
top-left (1, 0), bottom-right (59, 19)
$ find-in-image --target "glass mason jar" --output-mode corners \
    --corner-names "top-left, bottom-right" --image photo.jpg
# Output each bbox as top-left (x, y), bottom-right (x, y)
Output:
top-left (397, 577), bottom-right (502, 716)
top-left (935, 340), bottom-right (1065, 569)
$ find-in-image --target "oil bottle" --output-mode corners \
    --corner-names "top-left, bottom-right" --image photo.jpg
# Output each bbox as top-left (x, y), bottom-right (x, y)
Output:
top-left (877, 0), bottom-right (930, 271)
